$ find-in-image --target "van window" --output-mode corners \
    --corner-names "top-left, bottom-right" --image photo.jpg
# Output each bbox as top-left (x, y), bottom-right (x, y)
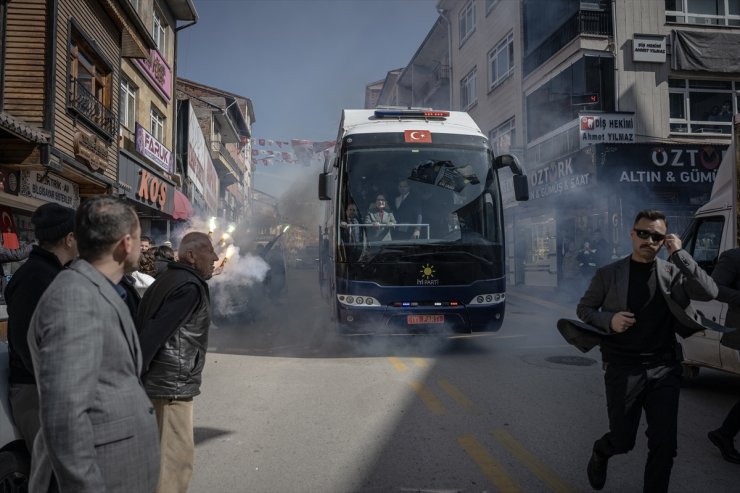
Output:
top-left (683, 216), bottom-right (724, 274)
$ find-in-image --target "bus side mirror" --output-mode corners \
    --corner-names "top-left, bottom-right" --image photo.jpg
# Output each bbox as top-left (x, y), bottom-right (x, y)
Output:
top-left (513, 174), bottom-right (529, 201)
top-left (318, 172), bottom-right (332, 200)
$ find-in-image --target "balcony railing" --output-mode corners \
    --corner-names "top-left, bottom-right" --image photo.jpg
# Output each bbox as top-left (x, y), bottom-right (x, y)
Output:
top-left (524, 9), bottom-right (612, 75)
top-left (208, 139), bottom-right (240, 185)
top-left (433, 63), bottom-right (450, 82)
top-left (68, 77), bottom-right (117, 137)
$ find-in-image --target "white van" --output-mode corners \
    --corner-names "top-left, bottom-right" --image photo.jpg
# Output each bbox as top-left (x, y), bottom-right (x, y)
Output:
top-left (0, 342), bottom-right (30, 489)
top-left (680, 132), bottom-right (740, 377)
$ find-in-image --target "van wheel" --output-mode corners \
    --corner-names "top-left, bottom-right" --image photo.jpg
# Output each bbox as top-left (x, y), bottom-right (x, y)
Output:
top-left (0, 448), bottom-right (30, 492)
top-left (682, 364), bottom-right (700, 379)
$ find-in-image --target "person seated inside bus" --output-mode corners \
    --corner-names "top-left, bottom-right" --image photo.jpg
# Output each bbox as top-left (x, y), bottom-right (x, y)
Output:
top-left (340, 202), bottom-right (364, 244)
top-left (364, 195), bottom-right (396, 241)
top-left (392, 179), bottom-right (422, 240)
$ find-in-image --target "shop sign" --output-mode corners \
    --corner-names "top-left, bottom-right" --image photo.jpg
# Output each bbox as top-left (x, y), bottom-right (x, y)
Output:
top-left (19, 170), bottom-right (79, 209)
top-left (632, 34), bottom-right (666, 63)
top-left (0, 167), bottom-right (20, 195)
top-left (135, 123), bottom-right (173, 173)
top-left (73, 130), bottom-right (108, 172)
top-left (136, 168), bottom-right (168, 210)
top-left (580, 113), bottom-right (635, 147)
top-left (134, 48), bottom-right (172, 101)
top-left (528, 151), bottom-right (595, 200)
top-left (601, 144), bottom-right (726, 186)
top-left (185, 102), bottom-right (219, 213)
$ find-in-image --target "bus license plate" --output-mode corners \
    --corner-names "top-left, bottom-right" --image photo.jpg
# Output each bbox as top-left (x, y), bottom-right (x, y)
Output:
top-left (407, 314), bottom-right (444, 325)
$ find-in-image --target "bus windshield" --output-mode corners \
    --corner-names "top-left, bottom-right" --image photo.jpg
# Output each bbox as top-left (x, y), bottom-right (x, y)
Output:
top-left (337, 144), bottom-right (503, 261)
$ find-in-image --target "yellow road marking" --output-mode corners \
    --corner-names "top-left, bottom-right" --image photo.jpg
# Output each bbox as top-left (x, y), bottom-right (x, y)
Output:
top-left (388, 356), bottom-right (407, 371)
top-left (409, 381), bottom-right (445, 415)
top-left (492, 428), bottom-right (576, 493)
top-left (438, 379), bottom-right (475, 412)
top-left (412, 357), bottom-right (428, 368)
top-left (458, 435), bottom-right (523, 492)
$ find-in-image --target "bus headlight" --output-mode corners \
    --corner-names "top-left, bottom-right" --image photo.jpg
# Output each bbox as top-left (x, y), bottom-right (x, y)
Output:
top-left (468, 293), bottom-right (505, 306)
top-left (338, 294), bottom-right (381, 307)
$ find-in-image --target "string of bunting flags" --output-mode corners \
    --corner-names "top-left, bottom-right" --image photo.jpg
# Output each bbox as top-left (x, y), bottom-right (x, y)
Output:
top-left (250, 138), bottom-right (336, 166)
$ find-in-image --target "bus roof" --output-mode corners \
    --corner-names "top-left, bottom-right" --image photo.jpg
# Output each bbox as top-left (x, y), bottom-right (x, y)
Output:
top-left (338, 109), bottom-right (485, 139)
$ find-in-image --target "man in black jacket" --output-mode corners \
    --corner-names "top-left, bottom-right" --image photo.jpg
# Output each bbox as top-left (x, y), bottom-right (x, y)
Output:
top-left (137, 231), bottom-right (218, 493)
top-left (6, 203), bottom-right (77, 452)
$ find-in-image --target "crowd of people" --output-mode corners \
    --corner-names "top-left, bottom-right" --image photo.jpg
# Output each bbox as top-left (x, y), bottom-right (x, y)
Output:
top-left (4, 196), bottom-right (218, 492)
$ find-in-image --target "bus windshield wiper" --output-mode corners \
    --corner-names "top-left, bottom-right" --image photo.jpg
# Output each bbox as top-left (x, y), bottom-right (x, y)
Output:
top-left (401, 250), bottom-right (493, 265)
top-left (358, 246), bottom-right (405, 265)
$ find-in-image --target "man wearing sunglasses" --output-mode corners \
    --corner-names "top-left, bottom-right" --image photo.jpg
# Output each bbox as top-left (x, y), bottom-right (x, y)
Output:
top-left (576, 209), bottom-right (718, 492)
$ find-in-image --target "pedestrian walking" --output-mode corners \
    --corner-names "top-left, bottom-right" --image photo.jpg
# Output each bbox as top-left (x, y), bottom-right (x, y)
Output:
top-left (707, 247), bottom-right (740, 464)
top-left (575, 209), bottom-right (717, 492)
top-left (6, 203), bottom-right (77, 454)
top-left (26, 196), bottom-right (160, 492)
top-left (137, 231), bottom-right (219, 493)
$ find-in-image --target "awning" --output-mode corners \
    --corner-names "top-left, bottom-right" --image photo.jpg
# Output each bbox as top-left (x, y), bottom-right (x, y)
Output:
top-left (172, 189), bottom-right (193, 220)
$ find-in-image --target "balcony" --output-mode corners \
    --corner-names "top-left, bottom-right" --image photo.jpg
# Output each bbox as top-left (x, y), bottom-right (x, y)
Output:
top-left (68, 77), bottom-right (117, 138)
top-left (208, 139), bottom-right (240, 187)
top-left (524, 9), bottom-right (612, 76)
top-left (433, 63), bottom-right (450, 82)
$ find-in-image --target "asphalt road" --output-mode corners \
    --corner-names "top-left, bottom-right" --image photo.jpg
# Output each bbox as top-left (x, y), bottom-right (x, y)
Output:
top-left (190, 268), bottom-right (740, 493)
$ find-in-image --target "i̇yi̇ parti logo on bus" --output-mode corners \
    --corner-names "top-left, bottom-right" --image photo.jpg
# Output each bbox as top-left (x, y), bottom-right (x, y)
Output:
top-left (417, 264), bottom-right (439, 285)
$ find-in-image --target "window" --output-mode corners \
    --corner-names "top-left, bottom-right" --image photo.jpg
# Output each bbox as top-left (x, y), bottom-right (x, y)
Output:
top-left (489, 118), bottom-right (515, 155)
top-left (150, 106), bottom-right (165, 141)
top-left (486, 0), bottom-right (500, 15)
top-left (460, 68), bottom-right (477, 110)
top-left (69, 26), bottom-right (115, 136)
top-left (665, 0), bottom-right (740, 26)
top-left (129, 0), bottom-right (138, 10)
top-left (488, 33), bottom-right (514, 90)
top-left (458, 1), bottom-right (475, 45)
top-left (153, 9), bottom-right (167, 52)
top-left (669, 78), bottom-right (738, 135)
top-left (119, 77), bottom-right (136, 130)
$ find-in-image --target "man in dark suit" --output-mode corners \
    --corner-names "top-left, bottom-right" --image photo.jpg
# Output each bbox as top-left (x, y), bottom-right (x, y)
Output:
top-left (393, 179), bottom-right (422, 240)
top-left (27, 196), bottom-right (159, 492)
top-left (6, 203), bottom-right (77, 455)
top-left (707, 247), bottom-right (740, 464)
top-left (576, 209), bottom-right (717, 492)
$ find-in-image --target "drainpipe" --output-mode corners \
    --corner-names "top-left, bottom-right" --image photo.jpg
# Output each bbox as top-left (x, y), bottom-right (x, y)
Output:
top-left (611, 0), bottom-right (619, 112)
top-left (437, 8), bottom-right (453, 110)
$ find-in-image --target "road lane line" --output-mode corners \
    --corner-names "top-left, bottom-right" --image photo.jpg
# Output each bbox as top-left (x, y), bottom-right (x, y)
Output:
top-left (409, 381), bottom-right (446, 415)
top-left (491, 428), bottom-right (576, 493)
top-left (412, 357), bottom-right (429, 368)
top-left (457, 435), bottom-right (523, 492)
top-left (388, 356), bottom-right (408, 371)
top-left (438, 379), bottom-right (475, 412)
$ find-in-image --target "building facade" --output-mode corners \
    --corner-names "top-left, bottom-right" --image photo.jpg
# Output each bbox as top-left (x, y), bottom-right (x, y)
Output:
top-left (118, 0), bottom-right (197, 244)
top-left (380, 0), bottom-right (740, 288)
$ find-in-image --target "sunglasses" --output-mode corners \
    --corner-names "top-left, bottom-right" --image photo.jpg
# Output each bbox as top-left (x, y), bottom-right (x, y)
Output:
top-left (633, 229), bottom-right (666, 242)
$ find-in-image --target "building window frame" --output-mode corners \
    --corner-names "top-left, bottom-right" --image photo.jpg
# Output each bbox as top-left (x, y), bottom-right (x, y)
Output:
top-left (665, 0), bottom-right (740, 26)
top-left (489, 118), bottom-right (516, 155)
top-left (119, 77), bottom-right (137, 130)
top-left (668, 78), bottom-right (738, 135)
top-left (460, 67), bottom-right (477, 110)
top-left (488, 32), bottom-right (514, 91)
top-left (458, 1), bottom-right (476, 46)
top-left (150, 106), bottom-right (165, 141)
top-left (67, 21), bottom-right (115, 138)
top-left (153, 9), bottom-right (167, 53)
top-left (485, 0), bottom-right (500, 15)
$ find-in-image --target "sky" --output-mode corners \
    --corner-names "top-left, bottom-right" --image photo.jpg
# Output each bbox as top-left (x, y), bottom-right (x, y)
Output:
top-left (177, 0), bottom-right (440, 197)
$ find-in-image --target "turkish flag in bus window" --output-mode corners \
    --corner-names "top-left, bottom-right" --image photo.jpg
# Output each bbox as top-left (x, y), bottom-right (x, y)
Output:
top-left (0, 205), bottom-right (19, 249)
top-left (404, 130), bottom-right (432, 143)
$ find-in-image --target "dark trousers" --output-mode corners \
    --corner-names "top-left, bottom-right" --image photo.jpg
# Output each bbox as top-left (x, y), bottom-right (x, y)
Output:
top-left (719, 398), bottom-right (740, 438)
top-left (593, 362), bottom-right (682, 493)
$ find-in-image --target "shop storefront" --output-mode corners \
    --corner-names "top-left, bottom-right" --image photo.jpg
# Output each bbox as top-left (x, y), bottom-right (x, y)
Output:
top-left (511, 142), bottom-right (726, 288)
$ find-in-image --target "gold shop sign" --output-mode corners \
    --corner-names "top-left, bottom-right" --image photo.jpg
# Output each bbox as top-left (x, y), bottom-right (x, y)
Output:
top-left (73, 131), bottom-right (108, 172)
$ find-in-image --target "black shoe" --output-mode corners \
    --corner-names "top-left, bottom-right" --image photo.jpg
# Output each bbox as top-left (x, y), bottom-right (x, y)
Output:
top-left (708, 430), bottom-right (740, 464)
top-left (587, 450), bottom-right (608, 490)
